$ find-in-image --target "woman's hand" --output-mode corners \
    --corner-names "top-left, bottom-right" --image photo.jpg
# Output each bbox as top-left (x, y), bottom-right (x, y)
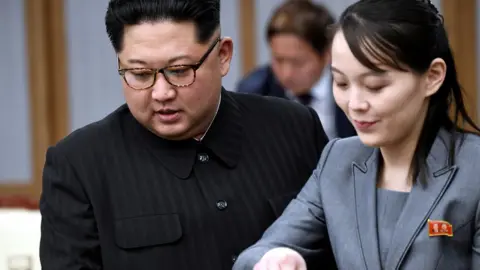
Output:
top-left (253, 247), bottom-right (307, 270)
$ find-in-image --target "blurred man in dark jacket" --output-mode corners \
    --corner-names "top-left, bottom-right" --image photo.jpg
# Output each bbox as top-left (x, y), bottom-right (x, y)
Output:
top-left (237, 1), bottom-right (355, 139)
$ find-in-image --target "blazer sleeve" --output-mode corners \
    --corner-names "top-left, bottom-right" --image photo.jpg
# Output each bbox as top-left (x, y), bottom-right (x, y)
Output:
top-left (39, 146), bottom-right (102, 270)
top-left (233, 138), bottom-right (339, 270)
top-left (473, 200), bottom-right (480, 268)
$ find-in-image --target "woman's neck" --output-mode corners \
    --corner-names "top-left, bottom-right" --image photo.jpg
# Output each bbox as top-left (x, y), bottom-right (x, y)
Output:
top-left (378, 131), bottom-right (421, 192)
top-left (377, 104), bottom-right (431, 191)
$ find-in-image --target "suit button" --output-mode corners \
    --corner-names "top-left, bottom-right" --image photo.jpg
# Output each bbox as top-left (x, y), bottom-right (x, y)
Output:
top-left (197, 153), bottom-right (209, 162)
top-left (216, 200), bottom-right (228, 210)
top-left (231, 255), bottom-right (237, 263)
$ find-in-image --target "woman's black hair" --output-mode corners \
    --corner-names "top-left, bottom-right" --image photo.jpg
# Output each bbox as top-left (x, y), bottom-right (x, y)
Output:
top-left (338, 0), bottom-right (480, 184)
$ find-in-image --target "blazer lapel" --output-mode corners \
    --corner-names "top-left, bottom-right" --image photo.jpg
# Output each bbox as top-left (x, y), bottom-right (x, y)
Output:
top-left (353, 149), bottom-right (382, 270)
top-left (384, 130), bottom-right (458, 270)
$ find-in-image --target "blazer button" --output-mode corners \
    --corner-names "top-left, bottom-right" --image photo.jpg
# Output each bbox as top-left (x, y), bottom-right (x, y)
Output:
top-left (197, 153), bottom-right (209, 163)
top-left (231, 255), bottom-right (237, 263)
top-left (216, 200), bottom-right (228, 210)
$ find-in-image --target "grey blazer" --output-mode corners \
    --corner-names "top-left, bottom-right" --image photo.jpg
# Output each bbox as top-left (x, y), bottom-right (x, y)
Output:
top-left (233, 129), bottom-right (480, 270)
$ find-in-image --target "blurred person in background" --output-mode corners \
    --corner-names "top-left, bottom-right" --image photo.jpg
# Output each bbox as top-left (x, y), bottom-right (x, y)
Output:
top-left (38, 0), bottom-right (332, 269)
top-left (237, 0), bottom-right (355, 139)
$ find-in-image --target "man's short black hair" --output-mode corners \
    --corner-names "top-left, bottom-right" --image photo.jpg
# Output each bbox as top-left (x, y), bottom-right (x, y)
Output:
top-left (105, 0), bottom-right (220, 53)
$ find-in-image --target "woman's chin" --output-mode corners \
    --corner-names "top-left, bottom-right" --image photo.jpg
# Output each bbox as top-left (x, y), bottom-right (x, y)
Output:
top-left (357, 133), bottom-right (384, 148)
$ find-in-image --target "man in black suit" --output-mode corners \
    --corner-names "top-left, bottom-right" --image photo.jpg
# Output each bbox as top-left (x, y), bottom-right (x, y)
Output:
top-left (39, 0), bottom-right (332, 269)
top-left (236, 1), bottom-right (356, 139)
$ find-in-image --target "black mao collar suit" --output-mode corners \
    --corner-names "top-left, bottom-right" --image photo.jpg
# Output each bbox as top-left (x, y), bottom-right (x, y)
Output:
top-left (132, 89), bottom-right (244, 179)
top-left (39, 88), bottom-right (333, 270)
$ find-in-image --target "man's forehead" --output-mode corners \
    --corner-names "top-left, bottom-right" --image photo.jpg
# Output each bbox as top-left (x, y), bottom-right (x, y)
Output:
top-left (120, 23), bottom-right (200, 66)
top-left (271, 48), bottom-right (312, 62)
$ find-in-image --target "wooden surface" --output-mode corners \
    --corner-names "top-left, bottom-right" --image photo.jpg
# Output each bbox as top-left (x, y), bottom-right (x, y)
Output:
top-left (442, 0), bottom-right (478, 124)
top-left (239, 0), bottom-right (257, 75)
top-left (0, 0), bottom-right (69, 199)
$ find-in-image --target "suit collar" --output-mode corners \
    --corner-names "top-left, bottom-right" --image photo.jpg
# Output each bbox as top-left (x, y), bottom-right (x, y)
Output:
top-left (201, 89), bottom-right (244, 168)
top-left (353, 128), bottom-right (458, 270)
top-left (352, 148), bottom-right (381, 270)
top-left (195, 92), bottom-right (222, 141)
top-left (264, 66), bottom-right (288, 98)
top-left (130, 88), bottom-right (244, 179)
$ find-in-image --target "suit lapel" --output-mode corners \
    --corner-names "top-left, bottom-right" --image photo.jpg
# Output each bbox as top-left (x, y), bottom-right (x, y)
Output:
top-left (353, 149), bottom-right (382, 270)
top-left (384, 130), bottom-right (458, 269)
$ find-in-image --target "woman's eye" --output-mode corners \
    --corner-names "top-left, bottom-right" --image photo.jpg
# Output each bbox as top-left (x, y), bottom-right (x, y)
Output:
top-left (335, 82), bottom-right (348, 89)
top-left (366, 85), bottom-right (385, 92)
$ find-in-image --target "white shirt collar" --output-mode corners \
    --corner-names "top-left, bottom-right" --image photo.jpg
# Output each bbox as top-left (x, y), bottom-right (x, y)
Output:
top-left (285, 66), bottom-right (331, 101)
top-left (311, 66), bottom-right (332, 99)
top-left (195, 93), bottom-right (222, 141)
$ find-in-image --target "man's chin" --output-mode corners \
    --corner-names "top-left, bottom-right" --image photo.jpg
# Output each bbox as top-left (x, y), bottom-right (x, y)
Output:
top-left (149, 123), bottom-right (192, 141)
top-left (289, 87), bottom-right (311, 96)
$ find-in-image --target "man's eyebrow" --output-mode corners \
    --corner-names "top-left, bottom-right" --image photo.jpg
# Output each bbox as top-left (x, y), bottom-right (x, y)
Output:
top-left (126, 55), bottom-right (194, 66)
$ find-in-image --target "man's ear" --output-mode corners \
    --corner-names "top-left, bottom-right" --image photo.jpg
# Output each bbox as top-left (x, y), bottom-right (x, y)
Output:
top-left (218, 37), bottom-right (233, 77)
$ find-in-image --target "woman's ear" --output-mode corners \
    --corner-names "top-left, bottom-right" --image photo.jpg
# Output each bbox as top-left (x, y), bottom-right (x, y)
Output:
top-left (424, 58), bottom-right (446, 97)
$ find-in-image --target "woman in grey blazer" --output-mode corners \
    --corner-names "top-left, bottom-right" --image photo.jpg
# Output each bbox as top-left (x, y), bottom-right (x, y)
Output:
top-left (233, 0), bottom-right (480, 269)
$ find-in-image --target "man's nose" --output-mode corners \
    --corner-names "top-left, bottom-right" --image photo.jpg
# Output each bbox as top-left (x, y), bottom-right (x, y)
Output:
top-left (281, 65), bottom-right (295, 81)
top-left (151, 75), bottom-right (176, 101)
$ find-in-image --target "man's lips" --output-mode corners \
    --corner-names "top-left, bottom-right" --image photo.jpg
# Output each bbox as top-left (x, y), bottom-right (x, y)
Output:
top-left (154, 109), bottom-right (181, 123)
top-left (156, 108), bottom-right (180, 114)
